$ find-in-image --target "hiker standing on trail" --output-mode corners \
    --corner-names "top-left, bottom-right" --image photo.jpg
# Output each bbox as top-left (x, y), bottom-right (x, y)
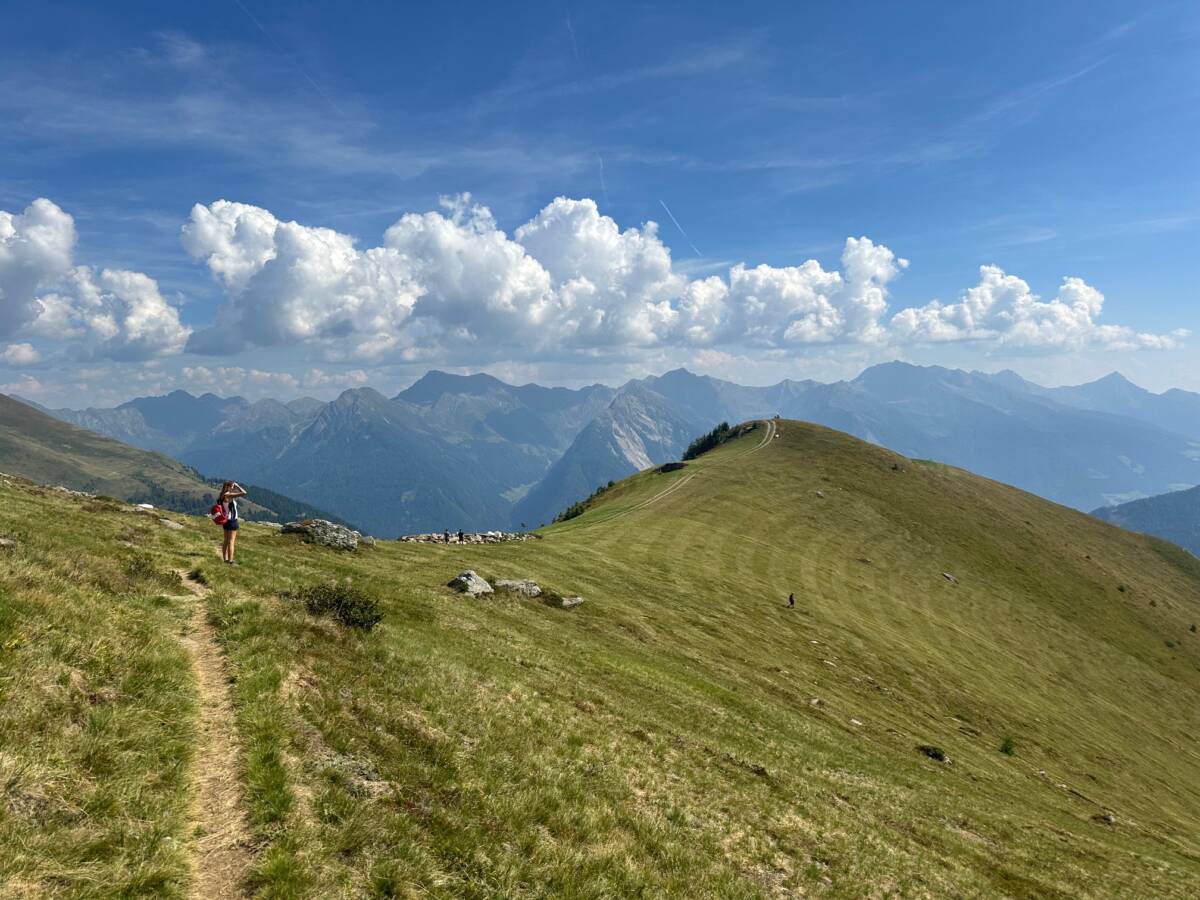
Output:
top-left (787, 592), bottom-right (795, 609)
top-left (443, 528), bottom-right (450, 544)
top-left (458, 529), bottom-right (465, 543)
top-left (219, 481), bottom-right (247, 565)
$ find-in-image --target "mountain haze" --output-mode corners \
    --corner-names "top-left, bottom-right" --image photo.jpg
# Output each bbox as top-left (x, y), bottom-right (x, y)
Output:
top-left (0, 394), bottom-right (345, 523)
top-left (35, 364), bottom-right (1200, 533)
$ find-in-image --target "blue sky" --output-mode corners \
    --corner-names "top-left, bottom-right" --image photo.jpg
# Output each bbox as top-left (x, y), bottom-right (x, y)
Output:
top-left (1, 0), bottom-right (1197, 404)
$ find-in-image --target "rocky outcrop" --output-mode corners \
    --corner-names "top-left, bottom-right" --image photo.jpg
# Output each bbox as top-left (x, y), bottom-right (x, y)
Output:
top-left (400, 531), bottom-right (539, 544)
top-left (447, 570), bottom-right (493, 595)
top-left (281, 518), bottom-right (373, 551)
top-left (495, 579), bottom-right (541, 597)
top-left (559, 596), bottom-right (584, 609)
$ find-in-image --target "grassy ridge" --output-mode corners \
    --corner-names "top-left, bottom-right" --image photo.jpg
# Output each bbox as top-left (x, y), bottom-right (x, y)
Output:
top-left (0, 395), bottom-right (350, 527)
top-left (1, 421), bottom-right (1199, 896)
top-left (0, 394), bottom-right (215, 507)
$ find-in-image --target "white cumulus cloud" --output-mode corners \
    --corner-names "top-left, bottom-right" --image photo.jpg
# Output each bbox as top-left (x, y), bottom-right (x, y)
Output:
top-left (890, 265), bottom-right (1187, 351)
top-left (0, 198), bottom-right (76, 337)
top-left (13, 195), bottom-right (1180, 371)
top-left (0, 199), bottom-right (191, 360)
top-left (183, 196), bottom-right (929, 361)
top-left (1, 343), bottom-right (41, 365)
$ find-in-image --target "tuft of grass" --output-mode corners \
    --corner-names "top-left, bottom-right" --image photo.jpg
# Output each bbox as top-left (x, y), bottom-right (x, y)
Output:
top-left (124, 552), bottom-right (183, 592)
top-left (999, 736), bottom-right (1017, 756)
top-left (918, 744), bottom-right (948, 762)
top-left (187, 566), bottom-right (208, 586)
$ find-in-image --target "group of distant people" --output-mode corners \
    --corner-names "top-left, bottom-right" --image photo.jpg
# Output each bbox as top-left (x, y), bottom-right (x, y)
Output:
top-left (443, 529), bottom-right (465, 543)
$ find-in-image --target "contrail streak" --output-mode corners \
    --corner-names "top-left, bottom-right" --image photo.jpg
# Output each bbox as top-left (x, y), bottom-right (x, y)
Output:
top-left (659, 199), bottom-right (702, 257)
top-left (231, 0), bottom-right (344, 115)
top-left (565, 12), bottom-right (580, 63)
top-left (597, 152), bottom-right (609, 205)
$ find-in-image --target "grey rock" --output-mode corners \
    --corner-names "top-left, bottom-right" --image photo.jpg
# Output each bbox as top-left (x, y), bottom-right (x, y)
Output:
top-left (942, 572), bottom-right (958, 585)
top-left (448, 570), bottom-right (493, 595)
top-left (158, 518), bottom-right (185, 531)
top-left (0, 537), bottom-right (15, 548)
top-left (496, 579), bottom-right (541, 597)
top-left (559, 595), bottom-right (584, 609)
top-left (282, 518), bottom-right (361, 551)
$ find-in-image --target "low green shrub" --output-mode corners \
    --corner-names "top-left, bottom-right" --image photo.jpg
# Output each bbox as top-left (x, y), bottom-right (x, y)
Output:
top-left (284, 582), bottom-right (382, 631)
top-left (999, 736), bottom-right (1016, 756)
top-left (918, 744), bottom-right (947, 762)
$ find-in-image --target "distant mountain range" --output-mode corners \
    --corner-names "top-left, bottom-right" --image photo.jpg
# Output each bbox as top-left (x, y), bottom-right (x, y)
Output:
top-left (1094, 485), bottom-right (1200, 556)
top-left (24, 363), bottom-right (1200, 537)
top-left (0, 394), bottom-right (347, 525)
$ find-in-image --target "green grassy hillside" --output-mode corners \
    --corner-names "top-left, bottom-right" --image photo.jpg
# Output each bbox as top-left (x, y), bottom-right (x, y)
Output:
top-left (2, 420), bottom-right (1199, 897)
top-left (0, 395), bottom-right (347, 525)
top-left (0, 393), bottom-right (221, 507)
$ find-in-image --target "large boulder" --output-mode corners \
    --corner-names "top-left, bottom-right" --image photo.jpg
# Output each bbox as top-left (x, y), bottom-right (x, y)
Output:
top-left (447, 570), bottom-right (493, 595)
top-left (495, 579), bottom-right (541, 597)
top-left (282, 519), bottom-right (362, 551)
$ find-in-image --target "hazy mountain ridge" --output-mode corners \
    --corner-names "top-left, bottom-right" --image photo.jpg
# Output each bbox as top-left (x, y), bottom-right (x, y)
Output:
top-left (513, 383), bottom-right (707, 526)
top-left (0, 394), bottom-right (345, 524)
top-left (35, 364), bottom-right (1200, 535)
top-left (1093, 485), bottom-right (1200, 556)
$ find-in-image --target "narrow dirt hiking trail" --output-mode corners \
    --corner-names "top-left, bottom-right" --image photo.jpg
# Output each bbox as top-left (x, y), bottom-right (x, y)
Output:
top-left (174, 570), bottom-right (253, 900)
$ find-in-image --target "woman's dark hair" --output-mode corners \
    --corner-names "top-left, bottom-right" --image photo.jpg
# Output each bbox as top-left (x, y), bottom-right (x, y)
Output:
top-left (220, 480), bottom-right (234, 497)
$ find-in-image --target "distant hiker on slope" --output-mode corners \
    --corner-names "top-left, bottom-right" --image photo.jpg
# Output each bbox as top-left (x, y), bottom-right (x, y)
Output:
top-left (458, 529), bottom-right (465, 543)
top-left (787, 592), bottom-right (795, 609)
top-left (218, 480), bottom-right (247, 565)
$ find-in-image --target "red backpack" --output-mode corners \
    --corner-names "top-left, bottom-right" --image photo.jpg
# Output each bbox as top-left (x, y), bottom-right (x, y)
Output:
top-left (210, 502), bottom-right (228, 526)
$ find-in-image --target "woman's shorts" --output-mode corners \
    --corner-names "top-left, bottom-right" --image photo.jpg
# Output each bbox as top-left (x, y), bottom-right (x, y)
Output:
top-left (223, 520), bottom-right (240, 532)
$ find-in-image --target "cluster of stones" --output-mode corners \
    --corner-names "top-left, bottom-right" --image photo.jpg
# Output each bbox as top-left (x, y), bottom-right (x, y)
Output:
top-left (400, 531), bottom-right (538, 544)
top-left (52, 485), bottom-right (96, 499)
top-left (446, 571), bottom-right (584, 609)
top-left (281, 518), bottom-right (376, 551)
